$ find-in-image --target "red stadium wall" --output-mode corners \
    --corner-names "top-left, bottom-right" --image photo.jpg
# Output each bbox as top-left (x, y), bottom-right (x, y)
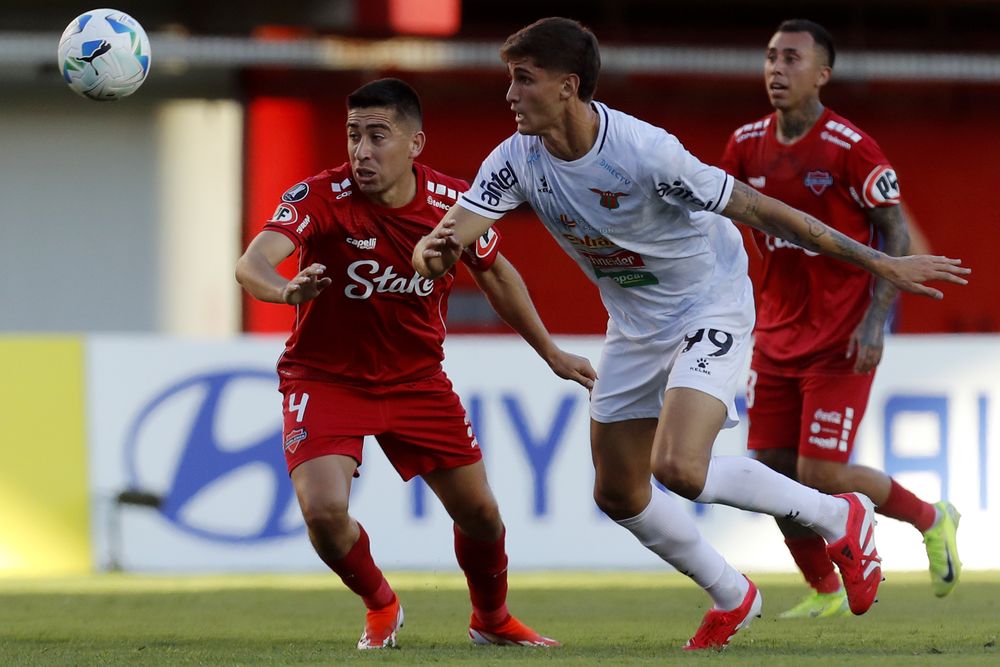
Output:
top-left (242, 70), bottom-right (1000, 335)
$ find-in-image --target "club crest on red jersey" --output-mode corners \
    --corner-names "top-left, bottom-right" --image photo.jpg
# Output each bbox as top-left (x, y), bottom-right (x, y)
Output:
top-left (283, 428), bottom-right (307, 454)
top-left (589, 188), bottom-right (629, 210)
top-left (804, 170), bottom-right (834, 196)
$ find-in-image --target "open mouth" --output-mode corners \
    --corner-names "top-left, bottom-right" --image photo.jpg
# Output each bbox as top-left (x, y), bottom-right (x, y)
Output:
top-left (355, 168), bottom-right (377, 180)
top-left (768, 82), bottom-right (788, 92)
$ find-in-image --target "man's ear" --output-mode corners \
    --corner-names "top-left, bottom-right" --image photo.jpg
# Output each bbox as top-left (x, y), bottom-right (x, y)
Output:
top-left (560, 73), bottom-right (580, 101)
top-left (410, 130), bottom-right (426, 159)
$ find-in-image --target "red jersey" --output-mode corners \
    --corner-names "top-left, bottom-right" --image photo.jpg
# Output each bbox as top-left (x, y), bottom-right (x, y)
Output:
top-left (263, 162), bottom-right (500, 385)
top-left (719, 108), bottom-right (901, 374)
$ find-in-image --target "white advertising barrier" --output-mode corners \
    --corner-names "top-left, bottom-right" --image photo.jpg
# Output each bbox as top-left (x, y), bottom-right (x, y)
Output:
top-left (87, 334), bottom-right (999, 572)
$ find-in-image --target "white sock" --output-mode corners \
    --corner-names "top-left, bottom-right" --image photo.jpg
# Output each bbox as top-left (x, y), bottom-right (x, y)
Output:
top-left (695, 456), bottom-right (849, 543)
top-left (616, 486), bottom-right (748, 610)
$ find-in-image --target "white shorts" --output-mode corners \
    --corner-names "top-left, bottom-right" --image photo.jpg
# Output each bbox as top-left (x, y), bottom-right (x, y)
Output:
top-left (590, 317), bottom-right (752, 428)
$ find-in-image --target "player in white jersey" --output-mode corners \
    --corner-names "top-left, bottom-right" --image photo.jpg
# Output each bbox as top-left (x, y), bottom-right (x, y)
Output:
top-left (412, 17), bottom-right (969, 650)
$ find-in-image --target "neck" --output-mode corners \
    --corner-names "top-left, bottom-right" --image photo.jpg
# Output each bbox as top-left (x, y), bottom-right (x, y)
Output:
top-left (369, 167), bottom-right (417, 208)
top-left (541, 100), bottom-right (599, 161)
top-left (776, 98), bottom-right (824, 144)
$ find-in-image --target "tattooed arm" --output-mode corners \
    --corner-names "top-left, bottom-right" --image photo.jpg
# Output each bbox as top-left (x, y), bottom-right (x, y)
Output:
top-left (847, 205), bottom-right (910, 372)
top-left (721, 180), bottom-right (969, 299)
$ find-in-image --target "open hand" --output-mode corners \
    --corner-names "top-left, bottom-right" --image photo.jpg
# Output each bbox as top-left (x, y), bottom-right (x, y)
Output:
top-left (883, 255), bottom-right (970, 299)
top-left (282, 263), bottom-right (332, 305)
top-left (419, 220), bottom-right (463, 272)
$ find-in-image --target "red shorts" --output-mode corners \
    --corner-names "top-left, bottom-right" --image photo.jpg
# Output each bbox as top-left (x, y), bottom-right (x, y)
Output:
top-left (746, 364), bottom-right (875, 463)
top-left (278, 371), bottom-right (481, 480)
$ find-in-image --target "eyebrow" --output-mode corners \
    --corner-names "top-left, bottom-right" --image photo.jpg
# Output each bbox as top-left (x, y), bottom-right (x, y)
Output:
top-left (346, 120), bottom-right (393, 131)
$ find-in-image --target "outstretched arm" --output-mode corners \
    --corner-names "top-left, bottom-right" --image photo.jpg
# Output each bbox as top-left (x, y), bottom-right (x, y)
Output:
top-left (413, 206), bottom-right (495, 279)
top-left (235, 231), bottom-right (331, 305)
top-left (722, 181), bottom-right (969, 299)
top-left (471, 253), bottom-right (597, 390)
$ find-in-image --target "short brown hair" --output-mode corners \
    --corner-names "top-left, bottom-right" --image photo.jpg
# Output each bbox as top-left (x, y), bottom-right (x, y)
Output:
top-left (347, 78), bottom-right (422, 128)
top-left (500, 17), bottom-right (601, 102)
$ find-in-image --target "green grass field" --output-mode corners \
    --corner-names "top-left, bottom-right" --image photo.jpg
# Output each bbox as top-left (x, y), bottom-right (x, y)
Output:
top-left (1, 571), bottom-right (998, 665)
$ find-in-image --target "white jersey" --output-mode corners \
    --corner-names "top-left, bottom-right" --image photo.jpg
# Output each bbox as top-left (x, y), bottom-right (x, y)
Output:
top-left (459, 102), bottom-right (754, 340)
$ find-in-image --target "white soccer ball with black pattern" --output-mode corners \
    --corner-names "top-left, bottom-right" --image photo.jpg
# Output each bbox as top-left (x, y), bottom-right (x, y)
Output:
top-left (58, 8), bottom-right (151, 101)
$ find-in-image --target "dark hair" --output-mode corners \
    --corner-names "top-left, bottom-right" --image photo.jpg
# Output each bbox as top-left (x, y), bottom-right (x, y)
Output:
top-left (346, 78), bottom-right (422, 127)
top-left (777, 19), bottom-right (836, 68)
top-left (500, 17), bottom-right (601, 102)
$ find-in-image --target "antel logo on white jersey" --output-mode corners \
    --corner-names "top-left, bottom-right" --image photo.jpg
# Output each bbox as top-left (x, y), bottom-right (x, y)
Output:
top-left (344, 260), bottom-right (435, 300)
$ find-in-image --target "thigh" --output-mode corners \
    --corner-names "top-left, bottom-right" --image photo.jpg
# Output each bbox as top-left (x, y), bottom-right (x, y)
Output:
top-left (377, 372), bottom-right (482, 481)
top-left (290, 453), bottom-right (358, 515)
top-left (654, 386), bottom-right (727, 474)
top-left (746, 364), bottom-right (803, 453)
top-left (279, 378), bottom-right (382, 475)
top-left (798, 371), bottom-right (876, 462)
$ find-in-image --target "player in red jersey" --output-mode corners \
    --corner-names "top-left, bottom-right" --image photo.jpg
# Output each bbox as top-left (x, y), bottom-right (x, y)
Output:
top-left (720, 20), bottom-right (962, 618)
top-left (236, 78), bottom-right (595, 649)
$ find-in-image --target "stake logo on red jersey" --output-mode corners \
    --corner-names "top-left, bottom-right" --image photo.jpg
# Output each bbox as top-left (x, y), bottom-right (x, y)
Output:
top-left (720, 108), bottom-right (901, 372)
top-left (263, 162), bottom-right (500, 385)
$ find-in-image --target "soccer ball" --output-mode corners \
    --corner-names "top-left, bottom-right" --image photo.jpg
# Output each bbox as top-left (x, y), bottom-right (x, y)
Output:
top-left (57, 8), bottom-right (151, 101)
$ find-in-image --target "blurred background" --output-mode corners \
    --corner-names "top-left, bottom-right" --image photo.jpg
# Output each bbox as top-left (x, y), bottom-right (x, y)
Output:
top-left (1, 0), bottom-right (998, 577)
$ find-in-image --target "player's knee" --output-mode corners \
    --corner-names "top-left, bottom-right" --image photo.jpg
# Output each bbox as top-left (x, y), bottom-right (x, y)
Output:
top-left (593, 484), bottom-right (643, 520)
top-left (651, 456), bottom-right (706, 501)
top-left (299, 496), bottom-right (352, 540)
top-left (453, 500), bottom-right (503, 539)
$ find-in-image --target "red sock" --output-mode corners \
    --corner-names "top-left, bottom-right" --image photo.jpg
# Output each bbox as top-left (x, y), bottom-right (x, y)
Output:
top-left (876, 479), bottom-right (937, 532)
top-left (785, 535), bottom-right (840, 594)
top-left (328, 524), bottom-right (395, 610)
top-left (454, 525), bottom-right (509, 626)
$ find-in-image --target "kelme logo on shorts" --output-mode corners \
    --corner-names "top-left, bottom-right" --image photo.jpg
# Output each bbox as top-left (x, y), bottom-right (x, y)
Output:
top-left (594, 268), bottom-right (659, 288)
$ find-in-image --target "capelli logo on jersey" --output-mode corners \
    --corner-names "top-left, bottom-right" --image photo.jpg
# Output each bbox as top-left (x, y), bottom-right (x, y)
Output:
top-left (346, 236), bottom-right (377, 250)
top-left (589, 188), bottom-right (629, 210)
top-left (479, 161), bottom-right (518, 207)
top-left (344, 260), bottom-right (434, 300)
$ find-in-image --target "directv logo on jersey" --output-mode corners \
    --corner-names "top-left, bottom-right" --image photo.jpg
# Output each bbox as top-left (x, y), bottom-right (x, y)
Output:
top-left (479, 161), bottom-right (518, 207)
top-left (656, 180), bottom-right (712, 209)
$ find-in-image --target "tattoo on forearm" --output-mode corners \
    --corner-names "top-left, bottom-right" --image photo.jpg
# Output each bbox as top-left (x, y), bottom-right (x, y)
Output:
top-left (866, 205), bottom-right (910, 311)
top-left (741, 186), bottom-right (761, 221)
top-left (805, 216), bottom-right (827, 239)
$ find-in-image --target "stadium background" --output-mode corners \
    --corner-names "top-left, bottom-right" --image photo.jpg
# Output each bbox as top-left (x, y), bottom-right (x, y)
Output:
top-left (1, 0), bottom-right (997, 579)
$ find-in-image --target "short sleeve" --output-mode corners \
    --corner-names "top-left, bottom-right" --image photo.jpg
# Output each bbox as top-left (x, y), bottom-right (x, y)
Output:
top-left (645, 130), bottom-right (734, 214)
top-left (262, 180), bottom-right (320, 247)
top-left (459, 226), bottom-right (501, 272)
top-left (457, 138), bottom-right (526, 220)
top-left (846, 137), bottom-right (901, 209)
top-left (717, 131), bottom-right (744, 180)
